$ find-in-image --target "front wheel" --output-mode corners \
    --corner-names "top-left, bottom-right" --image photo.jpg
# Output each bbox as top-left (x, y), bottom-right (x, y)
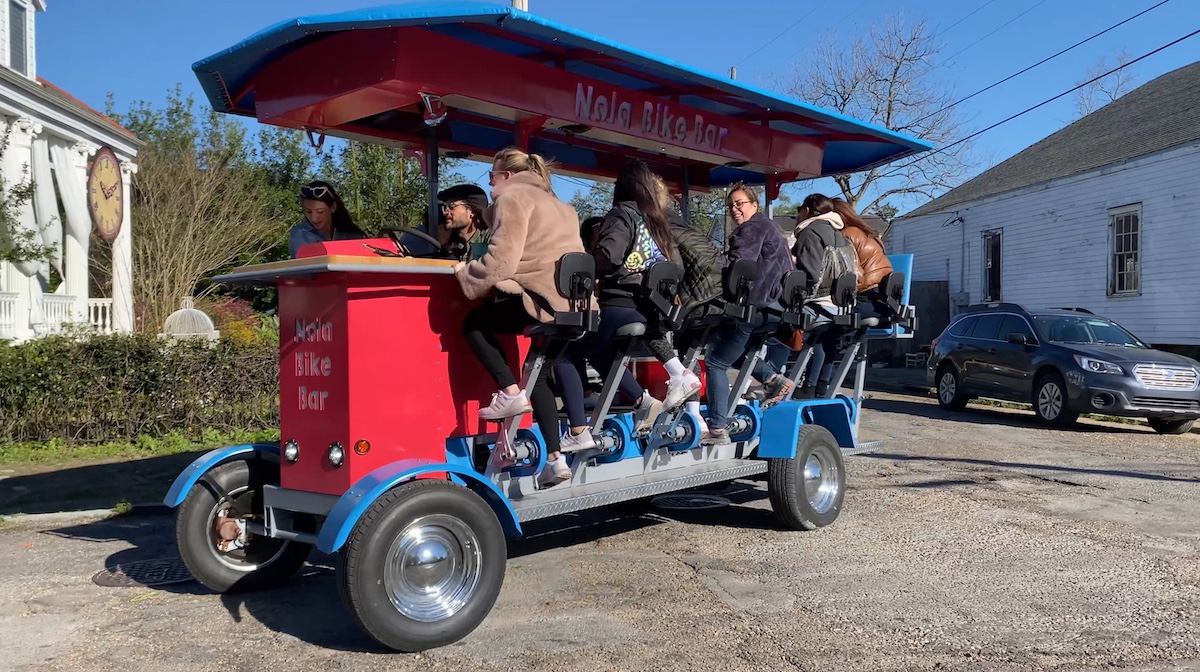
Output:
top-left (1033, 373), bottom-right (1079, 427)
top-left (1148, 417), bottom-right (1195, 435)
top-left (767, 424), bottom-right (846, 530)
top-left (337, 479), bottom-right (507, 652)
top-left (175, 459), bottom-right (312, 593)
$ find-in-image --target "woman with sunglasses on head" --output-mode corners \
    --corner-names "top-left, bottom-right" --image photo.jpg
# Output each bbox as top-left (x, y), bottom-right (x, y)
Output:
top-left (455, 147), bottom-right (592, 486)
top-left (288, 181), bottom-right (366, 258)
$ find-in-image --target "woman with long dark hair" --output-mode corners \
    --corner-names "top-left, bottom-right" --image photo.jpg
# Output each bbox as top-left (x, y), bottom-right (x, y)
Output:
top-left (287, 180), bottom-right (366, 258)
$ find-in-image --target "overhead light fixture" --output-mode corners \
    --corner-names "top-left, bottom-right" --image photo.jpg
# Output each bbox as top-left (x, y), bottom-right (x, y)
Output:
top-left (560, 124), bottom-right (590, 135)
top-left (446, 150), bottom-right (469, 159)
top-left (724, 160), bottom-right (749, 168)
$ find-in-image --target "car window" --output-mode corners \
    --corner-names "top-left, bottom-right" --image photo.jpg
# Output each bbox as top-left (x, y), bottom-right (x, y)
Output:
top-left (948, 316), bottom-right (975, 337)
top-left (969, 314), bottom-right (1005, 340)
top-left (1032, 315), bottom-right (1145, 347)
top-left (999, 315), bottom-right (1035, 341)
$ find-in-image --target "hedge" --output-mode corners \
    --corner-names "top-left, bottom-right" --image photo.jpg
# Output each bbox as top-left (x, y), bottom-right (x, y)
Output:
top-left (0, 333), bottom-right (279, 444)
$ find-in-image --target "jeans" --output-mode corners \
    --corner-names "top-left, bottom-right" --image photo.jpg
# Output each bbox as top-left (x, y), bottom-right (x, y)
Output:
top-left (554, 306), bottom-right (647, 428)
top-left (703, 312), bottom-right (783, 429)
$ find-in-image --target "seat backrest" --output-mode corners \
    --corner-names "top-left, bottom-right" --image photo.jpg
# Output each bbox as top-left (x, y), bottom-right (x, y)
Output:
top-left (877, 271), bottom-right (907, 311)
top-left (830, 272), bottom-right (858, 308)
top-left (641, 260), bottom-right (684, 327)
top-left (780, 269), bottom-right (809, 310)
top-left (554, 252), bottom-right (598, 330)
top-left (722, 258), bottom-right (757, 321)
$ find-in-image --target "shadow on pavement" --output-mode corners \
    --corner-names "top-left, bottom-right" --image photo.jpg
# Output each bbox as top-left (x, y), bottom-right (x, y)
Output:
top-left (864, 452), bottom-right (1200, 484)
top-left (0, 451), bottom-right (203, 516)
top-left (37, 480), bottom-right (777, 652)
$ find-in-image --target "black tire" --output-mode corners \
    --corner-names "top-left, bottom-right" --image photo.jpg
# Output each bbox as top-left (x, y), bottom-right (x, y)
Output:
top-left (1033, 373), bottom-right (1079, 427)
top-left (1148, 418), bottom-right (1195, 435)
top-left (175, 459), bottom-right (312, 593)
top-left (936, 364), bottom-right (969, 411)
top-left (767, 424), bottom-right (846, 530)
top-left (337, 479), bottom-right (507, 653)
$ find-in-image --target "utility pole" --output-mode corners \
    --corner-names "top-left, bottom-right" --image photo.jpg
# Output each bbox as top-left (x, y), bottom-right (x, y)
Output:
top-left (512, 0), bottom-right (528, 9)
top-left (729, 66), bottom-right (737, 80)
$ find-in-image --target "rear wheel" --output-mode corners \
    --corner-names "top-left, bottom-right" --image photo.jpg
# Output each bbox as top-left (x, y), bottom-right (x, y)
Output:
top-left (175, 459), bottom-right (312, 593)
top-left (936, 365), bottom-right (968, 411)
top-left (767, 425), bottom-right (845, 530)
top-left (1148, 417), bottom-right (1195, 435)
top-left (337, 479), bottom-right (506, 652)
top-left (1033, 373), bottom-right (1079, 427)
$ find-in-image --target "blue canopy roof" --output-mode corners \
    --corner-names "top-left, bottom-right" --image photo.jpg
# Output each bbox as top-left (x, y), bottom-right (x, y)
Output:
top-left (193, 1), bottom-right (933, 183)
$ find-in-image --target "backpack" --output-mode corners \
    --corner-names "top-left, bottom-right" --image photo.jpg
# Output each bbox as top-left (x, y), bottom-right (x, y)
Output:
top-left (792, 219), bottom-right (858, 300)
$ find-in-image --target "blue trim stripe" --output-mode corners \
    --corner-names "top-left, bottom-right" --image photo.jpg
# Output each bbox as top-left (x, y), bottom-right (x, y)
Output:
top-left (162, 443), bottom-right (280, 508)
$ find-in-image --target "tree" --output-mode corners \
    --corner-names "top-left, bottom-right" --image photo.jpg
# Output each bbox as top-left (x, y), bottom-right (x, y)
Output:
top-left (110, 87), bottom-right (280, 332)
top-left (0, 127), bottom-right (52, 267)
top-left (780, 12), bottom-right (976, 215)
top-left (1074, 49), bottom-right (1138, 118)
top-left (569, 181), bottom-right (613, 222)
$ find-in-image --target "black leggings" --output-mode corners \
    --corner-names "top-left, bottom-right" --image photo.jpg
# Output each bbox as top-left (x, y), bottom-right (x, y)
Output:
top-left (462, 294), bottom-right (561, 453)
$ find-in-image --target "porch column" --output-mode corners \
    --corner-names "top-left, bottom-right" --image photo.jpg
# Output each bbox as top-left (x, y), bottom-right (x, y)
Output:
top-left (111, 160), bottom-right (136, 333)
top-left (63, 141), bottom-right (93, 319)
top-left (1, 117), bottom-right (45, 339)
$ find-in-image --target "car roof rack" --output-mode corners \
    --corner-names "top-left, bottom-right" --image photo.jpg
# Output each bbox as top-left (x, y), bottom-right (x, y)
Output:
top-left (1047, 307), bottom-right (1094, 314)
top-left (961, 302), bottom-right (1027, 314)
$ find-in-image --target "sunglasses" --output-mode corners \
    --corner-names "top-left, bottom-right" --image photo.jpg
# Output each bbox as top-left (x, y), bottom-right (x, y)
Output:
top-left (300, 185), bottom-right (331, 200)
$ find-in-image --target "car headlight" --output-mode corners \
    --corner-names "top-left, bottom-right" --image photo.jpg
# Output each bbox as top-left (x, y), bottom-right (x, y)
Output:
top-left (1074, 355), bottom-right (1123, 375)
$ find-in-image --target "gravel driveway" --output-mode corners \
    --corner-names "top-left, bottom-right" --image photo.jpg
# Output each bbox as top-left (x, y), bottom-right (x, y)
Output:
top-left (2, 390), bottom-right (1199, 672)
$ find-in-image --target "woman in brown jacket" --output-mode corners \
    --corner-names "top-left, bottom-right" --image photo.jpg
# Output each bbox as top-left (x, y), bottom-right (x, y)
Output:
top-left (455, 147), bottom-right (590, 484)
top-left (830, 198), bottom-right (893, 293)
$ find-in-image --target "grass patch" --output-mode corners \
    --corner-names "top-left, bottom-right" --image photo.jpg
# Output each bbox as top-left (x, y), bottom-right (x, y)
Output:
top-left (0, 427), bottom-right (281, 466)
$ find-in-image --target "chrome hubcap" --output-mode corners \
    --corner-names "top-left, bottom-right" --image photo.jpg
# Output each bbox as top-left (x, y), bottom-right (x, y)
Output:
top-left (384, 514), bottom-right (482, 623)
top-left (1038, 382), bottom-right (1063, 419)
top-left (803, 444), bottom-right (841, 514)
top-left (939, 372), bottom-right (956, 403)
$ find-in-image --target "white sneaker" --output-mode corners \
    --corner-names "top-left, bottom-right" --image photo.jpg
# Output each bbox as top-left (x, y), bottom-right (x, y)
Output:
top-left (538, 453), bottom-right (571, 486)
top-left (664, 370), bottom-right (702, 409)
top-left (634, 396), bottom-right (665, 434)
top-left (478, 389), bottom-right (532, 421)
top-left (560, 429), bottom-right (597, 453)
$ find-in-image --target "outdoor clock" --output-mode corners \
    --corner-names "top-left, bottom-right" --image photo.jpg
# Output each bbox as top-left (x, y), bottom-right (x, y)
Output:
top-left (87, 147), bottom-right (123, 242)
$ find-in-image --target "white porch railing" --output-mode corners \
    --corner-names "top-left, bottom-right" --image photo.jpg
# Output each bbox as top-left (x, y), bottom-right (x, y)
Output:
top-left (38, 294), bottom-right (77, 334)
top-left (0, 292), bottom-right (18, 340)
top-left (88, 298), bottom-right (114, 334)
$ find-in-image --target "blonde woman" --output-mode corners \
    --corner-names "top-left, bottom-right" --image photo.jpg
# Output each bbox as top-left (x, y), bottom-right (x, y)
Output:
top-left (455, 147), bottom-right (590, 485)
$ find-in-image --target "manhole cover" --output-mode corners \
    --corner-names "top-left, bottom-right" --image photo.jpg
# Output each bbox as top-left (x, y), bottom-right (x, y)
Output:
top-left (651, 493), bottom-right (730, 510)
top-left (92, 557), bottom-right (194, 588)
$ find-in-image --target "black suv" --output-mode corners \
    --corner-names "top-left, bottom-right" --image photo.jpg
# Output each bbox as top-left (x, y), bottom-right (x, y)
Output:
top-left (927, 303), bottom-right (1200, 434)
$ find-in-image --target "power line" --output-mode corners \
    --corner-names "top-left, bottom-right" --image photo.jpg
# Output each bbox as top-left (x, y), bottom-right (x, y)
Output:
top-left (914, 0), bottom-right (1174, 125)
top-left (733, 3), bottom-right (825, 69)
top-left (940, 0), bottom-right (1050, 66)
top-left (876, 24), bottom-right (1200, 180)
top-left (780, 0), bottom-right (868, 68)
top-left (930, 0), bottom-right (998, 41)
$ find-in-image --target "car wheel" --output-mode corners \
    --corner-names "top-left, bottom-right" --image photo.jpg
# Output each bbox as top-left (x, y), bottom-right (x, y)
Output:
top-left (936, 365), bottom-right (968, 411)
top-left (1148, 418), bottom-right (1195, 435)
top-left (1033, 373), bottom-right (1078, 427)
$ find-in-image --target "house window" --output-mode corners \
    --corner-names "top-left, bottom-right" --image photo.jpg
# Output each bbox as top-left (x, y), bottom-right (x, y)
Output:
top-left (8, 1), bottom-right (26, 75)
top-left (982, 229), bottom-right (1002, 302)
top-left (1108, 204), bottom-right (1141, 296)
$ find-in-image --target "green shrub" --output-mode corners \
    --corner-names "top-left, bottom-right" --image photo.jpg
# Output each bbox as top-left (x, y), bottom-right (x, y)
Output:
top-left (0, 332), bottom-right (279, 444)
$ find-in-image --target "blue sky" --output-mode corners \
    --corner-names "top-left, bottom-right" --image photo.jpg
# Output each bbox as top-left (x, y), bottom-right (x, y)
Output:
top-left (33, 0), bottom-right (1200, 215)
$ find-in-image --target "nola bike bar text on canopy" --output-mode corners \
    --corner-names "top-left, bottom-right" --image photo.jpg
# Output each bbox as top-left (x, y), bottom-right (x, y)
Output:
top-left (575, 83), bottom-right (729, 152)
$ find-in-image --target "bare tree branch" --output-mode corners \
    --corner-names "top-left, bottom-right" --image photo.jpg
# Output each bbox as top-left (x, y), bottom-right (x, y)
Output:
top-left (778, 11), bottom-right (977, 215)
top-left (1074, 49), bottom-right (1138, 118)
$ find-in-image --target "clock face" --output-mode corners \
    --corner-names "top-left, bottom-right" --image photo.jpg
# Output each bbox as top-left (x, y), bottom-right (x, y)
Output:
top-left (87, 148), bottom-right (123, 242)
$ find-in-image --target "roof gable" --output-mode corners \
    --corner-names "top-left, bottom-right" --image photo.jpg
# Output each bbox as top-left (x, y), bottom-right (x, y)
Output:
top-left (900, 60), bottom-right (1200, 218)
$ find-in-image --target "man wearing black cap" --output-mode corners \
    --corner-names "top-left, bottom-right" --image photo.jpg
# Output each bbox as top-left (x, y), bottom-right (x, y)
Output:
top-left (437, 183), bottom-right (491, 260)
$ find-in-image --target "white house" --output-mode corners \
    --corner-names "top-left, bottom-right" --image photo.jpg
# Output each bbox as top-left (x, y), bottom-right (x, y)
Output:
top-left (888, 60), bottom-right (1200, 347)
top-left (0, 0), bottom-right (141, 341)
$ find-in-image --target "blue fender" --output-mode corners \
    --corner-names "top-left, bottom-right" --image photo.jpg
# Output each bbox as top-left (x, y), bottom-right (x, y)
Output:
top-left (758, 400), bottom-right (855, 459)
top-left (162, 443), bottom-right (280, 508)
top-left (314, 458), bottom-right (522, 555)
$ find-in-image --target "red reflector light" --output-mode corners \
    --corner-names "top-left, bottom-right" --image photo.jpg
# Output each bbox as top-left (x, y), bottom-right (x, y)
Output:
top-left (354, 439), bottom-right (371, 455)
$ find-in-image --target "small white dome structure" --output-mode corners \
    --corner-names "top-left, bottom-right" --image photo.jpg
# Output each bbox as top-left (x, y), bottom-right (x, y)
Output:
top-left (159, 297), bottom-right (219, 342)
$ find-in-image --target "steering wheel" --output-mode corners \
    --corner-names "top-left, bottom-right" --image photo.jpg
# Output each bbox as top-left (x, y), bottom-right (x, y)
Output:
top-left (382, 226), bottom-right (442, 251)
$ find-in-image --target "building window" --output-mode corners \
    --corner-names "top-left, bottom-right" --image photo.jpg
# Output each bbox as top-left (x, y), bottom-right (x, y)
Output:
top-left (1108, 204), bottom-right (1141, 296)
top-left (8, 1), bottom-right (26, 75)
top-left (982, 228), bottom-right (1002, 302)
